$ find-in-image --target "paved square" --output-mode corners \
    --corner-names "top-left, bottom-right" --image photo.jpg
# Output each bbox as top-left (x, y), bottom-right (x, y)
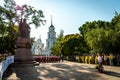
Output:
top-left (3, 61), bottom-right (120, 80)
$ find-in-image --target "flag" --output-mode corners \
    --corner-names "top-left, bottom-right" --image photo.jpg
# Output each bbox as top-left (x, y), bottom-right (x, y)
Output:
top-left (16, 5), bottom-right (23, 10)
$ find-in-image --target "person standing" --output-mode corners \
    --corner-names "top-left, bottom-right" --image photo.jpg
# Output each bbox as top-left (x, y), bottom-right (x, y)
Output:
top-left (97, 53), bottom-right (103, 73)
top-left (95, 55), bottom-right (98, 64)
top-left (109, 53), bottom-right (113, 66)
top-left (104, 54), bottom-right (108, 65)
top-left (98, 53), bottom-right (102, 64)
top-left (117, 53), bottom-right (120, 65)
top-left (61, 55), bottom-right (64, 62)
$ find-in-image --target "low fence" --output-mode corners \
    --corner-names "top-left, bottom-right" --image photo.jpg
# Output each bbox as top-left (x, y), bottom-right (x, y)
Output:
top-left (0, 56), bottom-right (14, 80)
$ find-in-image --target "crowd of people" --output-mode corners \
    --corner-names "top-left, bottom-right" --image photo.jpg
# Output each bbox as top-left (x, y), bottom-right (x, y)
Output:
top-left (33, 55), bottom-right (63, 63)
top-left (75, 53), bottom-right (120, 66)
top-left (1, 51), bottom-right (120, 67)
top-left (0, 52), bottom-right (12, 62)
top-left (33, 52), bottom-right (120, 67)
top-left (0, 51), bottom-right (14, 79)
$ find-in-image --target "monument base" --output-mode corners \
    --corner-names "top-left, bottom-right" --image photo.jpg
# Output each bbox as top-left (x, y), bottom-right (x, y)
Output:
top-left (14, 48), bottom-right (34, 62)
top-left (13, 48), bottom-right (39, 67)
top-left (11, 61), bottom-right (39, 67)
top-left (3, 66), bottom-right (40, 80)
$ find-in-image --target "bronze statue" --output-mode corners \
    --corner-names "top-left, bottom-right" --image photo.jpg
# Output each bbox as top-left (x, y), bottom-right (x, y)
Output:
top-left (16, 18), bottom-right (31, 48)
top-left (19, 19), bottom-right (31, 38)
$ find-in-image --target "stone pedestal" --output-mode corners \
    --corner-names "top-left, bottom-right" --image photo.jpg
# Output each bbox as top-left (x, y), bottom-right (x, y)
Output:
top-left (15, 48), bottom-right (33, 62)
top-left (6, 19), bottom-right (39, 80)
top-left (13, 37), bottom-right (39, 66)
top-left (9, 36), bottom-right (39, 80)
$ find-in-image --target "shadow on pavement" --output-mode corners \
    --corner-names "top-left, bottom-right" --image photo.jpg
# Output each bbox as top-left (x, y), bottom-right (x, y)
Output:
top-left (3, 66), bottom-right (40, 80)
top-left (36, 63), bottom-right (101, 80)
top-left (3, 62), bottom-right (120, 80)
top-left (2, 66), bottom-right (14, 79)
top-left (104, 70), bottom-right (120, 78)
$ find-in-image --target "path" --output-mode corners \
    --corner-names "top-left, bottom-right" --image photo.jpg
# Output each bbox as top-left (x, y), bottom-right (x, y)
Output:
top-left (3, 61), bottom-right (120, 80)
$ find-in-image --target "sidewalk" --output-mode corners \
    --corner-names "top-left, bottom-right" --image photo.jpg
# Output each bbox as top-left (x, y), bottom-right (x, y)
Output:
top-left (3, 61), bottom-right (120, 80)
top-left (37, 61), bottom-right (120, 80)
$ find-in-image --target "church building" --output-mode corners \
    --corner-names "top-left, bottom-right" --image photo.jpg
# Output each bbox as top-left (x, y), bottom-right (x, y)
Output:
top-left (46, 18), bottom-right (56, 50)
top-left (42, 17), bottom-right (56, 55)
top-left (31, 36), bottom-right (44, 55)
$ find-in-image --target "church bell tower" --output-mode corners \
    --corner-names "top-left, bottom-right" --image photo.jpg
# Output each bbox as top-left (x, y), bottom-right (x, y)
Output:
top-left (46, 17), bottom-right (56, 50)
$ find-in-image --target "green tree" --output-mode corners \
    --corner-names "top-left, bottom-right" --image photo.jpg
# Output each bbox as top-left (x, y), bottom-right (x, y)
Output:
top-left (61, 33), bottom-right (88, 56)
top-left (110, 13), bottom-right (120, 53)
top-left (79, 13), bottom-right (120, 54)
top-left (0, 0), bottom-right (45, 53)
top-left (51, 30), bottom-right (64, 55)
top-left (79, 20), bottom-right (108, 54)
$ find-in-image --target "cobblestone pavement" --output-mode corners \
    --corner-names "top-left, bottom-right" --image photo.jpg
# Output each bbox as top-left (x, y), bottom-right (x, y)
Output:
top-left (3, 61), bottom-right (120, 80)
top-left (36, 61), bottom-right (120, 80)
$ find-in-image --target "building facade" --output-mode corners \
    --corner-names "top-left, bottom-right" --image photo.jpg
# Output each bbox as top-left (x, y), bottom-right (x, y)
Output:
top-left (32, 17), bottom-right (56, 55)
top-left (31, 37), bottom-right (44, 55)
top-left (46, 24), bottom-right (56, 49)
top-left (42, 17), bottom-right (56, 55)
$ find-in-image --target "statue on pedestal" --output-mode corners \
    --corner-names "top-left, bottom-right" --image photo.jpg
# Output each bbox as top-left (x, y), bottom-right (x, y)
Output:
top-left (15, 19), bottom-right (31, 49)
top-left (14, 18), bottom-right (36, 65)
top-left (19, 19), bottom-right (30, 38)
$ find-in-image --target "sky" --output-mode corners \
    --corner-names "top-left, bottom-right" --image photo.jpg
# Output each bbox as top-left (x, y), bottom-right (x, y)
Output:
top-left (0, 0), bottom-right (120, 47)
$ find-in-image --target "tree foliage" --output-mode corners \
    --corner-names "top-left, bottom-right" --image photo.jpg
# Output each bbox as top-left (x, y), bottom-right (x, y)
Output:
top-left (79, 13), bottom-right (120, 54)
top-left (51, 30), bottom-right (64, 55)
top-left (0, 0), bottom-right (45, 53)
top-left (51, 32), bottom-right (89, 56)
top-left (51, 12), bottom-right (120, 56)
top-left (61, 34), bottom-right (89, 56)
